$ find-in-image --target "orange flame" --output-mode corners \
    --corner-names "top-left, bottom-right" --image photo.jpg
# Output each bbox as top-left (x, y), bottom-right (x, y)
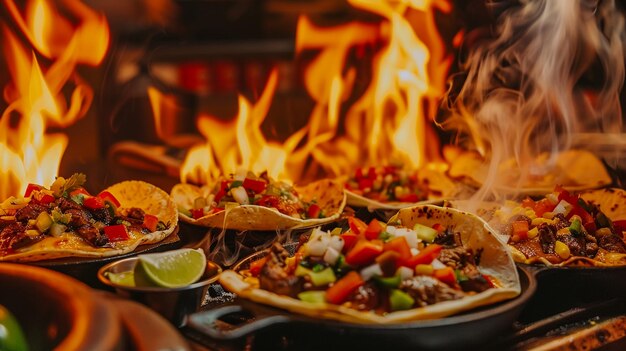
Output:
top-left (0, 0), bottom-right (109, 198)
top-left (179, 0), bottom-right (451, 185)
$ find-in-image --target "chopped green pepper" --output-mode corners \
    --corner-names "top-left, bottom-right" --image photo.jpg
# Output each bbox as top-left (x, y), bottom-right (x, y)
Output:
top-left (569, 218), bottom-right (582, 237)
top-left (309, 267), bottom-right (337, 287)
top-left (413, 223), bottom-right (438, 243)
top-left (297, 291), bottom-right (327, 304)
top-left (295, 265), bottom-right (311, 277)
top-left (389, 289), bottom-right (414, 311)
top-left (229, 181), bottom-right (243, 189)
top-left (312, 264), bottom-right (325, 273)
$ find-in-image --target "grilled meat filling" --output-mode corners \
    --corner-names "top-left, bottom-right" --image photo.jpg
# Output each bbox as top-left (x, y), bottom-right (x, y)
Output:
top-left (259, 243), bottom-right (302, 298)
top-left (400, 276), bottom-right (464, 307)
top-left (15, 204), bottom-right (49, 222)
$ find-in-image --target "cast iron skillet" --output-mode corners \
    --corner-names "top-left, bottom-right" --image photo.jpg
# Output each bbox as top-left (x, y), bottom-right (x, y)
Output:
top-left (187, 247), bottom-right (537, 350)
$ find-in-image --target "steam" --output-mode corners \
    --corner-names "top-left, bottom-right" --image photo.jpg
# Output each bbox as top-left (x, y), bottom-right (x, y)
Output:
top-left (445, 0), bottom-right (625, 199)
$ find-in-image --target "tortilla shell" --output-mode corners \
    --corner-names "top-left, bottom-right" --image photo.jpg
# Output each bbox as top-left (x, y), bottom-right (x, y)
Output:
top-left (448, 150), bottom-right (610, 195)
top-left (219, 205), bottom-right (521, 324)
top-left (581, 188), bottom-right (626, 221)
top-left (1, 180), bottom-right (178, 262)
top-left (171, 179), bottom-right (346, 231)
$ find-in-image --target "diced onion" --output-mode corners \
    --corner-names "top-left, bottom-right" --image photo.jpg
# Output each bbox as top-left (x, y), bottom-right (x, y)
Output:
top-left (323, 247), bottom-right (341, 265)
top-left (386, 226), bottom-right (397, 236)
top-left (360, 264), bottom-right (383, 281)
top-left (394, 227), bottom-right (418, 248)
top-left (410, 248), bottom-right (420, 256)
top-left (396, 266), bottom-right (414, 280)
top-left (328, 235), bottom-right (344, 252)
top-left (305, 229), bottom-right (330, 256)
top-left (231, 186), bottom-right (250, 205)
top-left (431, 259), bottom-right (447, 270)
top-left (553, 200), bottom-right (572, 217)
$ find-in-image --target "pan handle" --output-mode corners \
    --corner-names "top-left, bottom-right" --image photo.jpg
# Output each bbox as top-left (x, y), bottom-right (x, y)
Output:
top-left (187, 301), bottom-right (293, 340)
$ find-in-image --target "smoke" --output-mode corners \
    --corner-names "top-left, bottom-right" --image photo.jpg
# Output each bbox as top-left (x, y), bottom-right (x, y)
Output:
top-left (444, 0), bottom-right (625, 199)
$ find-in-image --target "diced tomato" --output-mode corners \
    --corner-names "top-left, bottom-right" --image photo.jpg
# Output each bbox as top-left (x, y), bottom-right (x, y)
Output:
top-left (348, 217), bottom-right (368, 236)
top-left (103, 225), bottom-right (130, 242)
top-left (364, 219), bottom-right (384, 240)
top-left (397, 193), bottom-right (419, 203)
top-left (254, 195), bottom-right (280, 208)
top-left (24, 183), bottom-right (43, 197)
top-left (432, 223), bottom-right (443, 232)
top-left (482, 274), bottom-right (496, 288)
top-left (307, 204), bottom-right (321, 219)
top-left (555, 185), bottom-right (578, 206)
top-left (511, 220), bottom-right (529, 241)
top-left (38, 194), bottom-right (55, 205)
top-left (383, 166), bottom-right (397, 175)
top-left (340, 232), bottom-right (358, 252)
top-left (533, 198), bottom-right (555, 217)
top-left (214, 189), bottom-right (226, 203)
top-left (521, 197), bottom-right (535, 209)
top-left (83, 196), bottom-right (105, 210)
top-left (367, 167), bottom-right (377, 179)
top-left (358, 178), bottom-right (373, 191)
top-left (325, 271), bottom-right (364, 305)
top-left (400, 244), bottom-right (442, 268)
top-left (210, 207), bottom-right (225, 215)
top-left (354, 167), bottom-right (364, 180)
top-left (242, 178), bottom-right (267, 194)
top-left (434, 267), bottom-right (457, 286)
top-left (143, 214), bottom-right (159, 232)
top-left (249, 256), bottom-right (269, 277)
top-left (191, 208), bottom-right (205, 219)
top-left (345, 240), bottom-right (383, 266)
top-left (97, 191), bottom-right (121, 207)
top-left (383, 236), bottom-right (411, 260)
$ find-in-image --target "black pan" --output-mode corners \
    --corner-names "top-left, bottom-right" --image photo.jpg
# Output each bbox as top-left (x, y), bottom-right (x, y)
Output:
top-left (187, 247), bottom-right (537, 351)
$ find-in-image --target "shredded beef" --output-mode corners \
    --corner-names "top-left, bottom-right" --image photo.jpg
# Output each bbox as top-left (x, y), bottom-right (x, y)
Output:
top-left (90, 208), bottom-right (112, 225)
top-left (598, 234), bottom-right (626, 254)
top-left (66, 208), bottom-right (92, 227)
top-left (55, 197), bottom-right (82, 211)
top-left (538, 223), bottom-right (556, 254)
top-left (438, 246), bottom-right (472, 269)
top-left (0, 223), bottom-right (26, 252)
top-left (259, 243), bottom-right (302, 298)
top-left (434, 228), bottom-right (461, 247)
top-left (459, 265), bottom-right (491, 293)
top-left (400, 276), bottom-right (465, 307)
top-left (15, 203), bottom-right (48, 222)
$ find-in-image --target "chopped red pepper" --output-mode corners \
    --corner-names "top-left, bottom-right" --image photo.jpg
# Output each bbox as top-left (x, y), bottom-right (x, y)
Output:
top-left (432, 223), bottom-right (443, 232)
top-left (434, 267), bottom-right (457, 286)
top-left (70, 188), bottom-right (91, 197)
top-left (348, 217), bottom-right (368, 236)
top-left (383, 236), bottom-right (411, 261)
top-left (358, 178), bottom-right (373, 191)
top-left (613, 220), bottom-right (626, 234)
top-left (210, 207), bottom-right (225, 215)
top-left (97, 191), bottom-right (121, 207)
top-left (325, 271), bottom-right (364, 305)
top-left (191, 208), bottom-right (205, 219)
top-left (364, 219), bottom-right (384, 240)
top-left (24, 183), bottom-right (43, 197)
top-left (511, 220), bottom-right (529, 241)
top-left (249, 256), bottom-right (269, 277)
top-left (242, 178), bottom-right (267, 194)
top-left (400, 244), bottom-right (442, 268)
top-left (367, 167), bottom-right (377, 179)
top-left (345, 240), bottom-right (383, 266)
top-left (37, 194), bottom-right (55, 205)
top-left (83, 196), bottom-right (105, 210)
top-left (532, 198), bottom-right (555, 217)
top-left (307, 204), bottom-right (321, 219)
top-left (555, 185), bottom-right (578, 206)
top-left (340, 232), bottom-right (358, 252)
top-left (521, 197), bottom-right (535, 209)
top-left (254, 195), bottom-right (280, 208)
top-left (143, 214), bottom-right (159, 232)
top-left (103, 225), bottom-right (130, 242)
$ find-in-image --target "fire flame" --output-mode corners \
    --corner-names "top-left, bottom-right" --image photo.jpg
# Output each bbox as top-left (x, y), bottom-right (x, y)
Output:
top-left (179, 0), bottom-right (451, 185)
top-left (0, 0), bottom-right (109, 198)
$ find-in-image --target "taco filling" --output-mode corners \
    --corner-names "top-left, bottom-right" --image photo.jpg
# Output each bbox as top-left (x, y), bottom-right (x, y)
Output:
top-left (182, 171), bottom-right (327, 220)
top-left (345, 166), bottom-right (436, 203)
top-left (219, 206), bottom-right (520, 323)
top-left (492, 186), bottom-right (626, 265)
top-left (0, 174), bottom-right (176, 261)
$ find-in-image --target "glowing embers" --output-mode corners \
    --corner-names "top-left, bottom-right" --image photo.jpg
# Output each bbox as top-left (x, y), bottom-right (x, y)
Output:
top-left (177, 0), bottom-right (452, 187)
top-left (0, 0), bottom-right (110, 198)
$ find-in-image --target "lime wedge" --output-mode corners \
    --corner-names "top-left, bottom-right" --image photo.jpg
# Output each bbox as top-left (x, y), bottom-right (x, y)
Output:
top-left (105, 271), bottom-right (136, 287)
top-left (0, 305), bottom-right (29, 351)
top-left (138, 248), bottom-right (207, 288)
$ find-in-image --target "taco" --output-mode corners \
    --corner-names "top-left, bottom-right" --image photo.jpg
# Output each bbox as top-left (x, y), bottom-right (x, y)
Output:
top-left (344, 166), bottom-right (458, 210)
top-left (0, 174), bottom-right (177, 262)
top-left (448, 149), bottom-right (611, 195)
top-left (489, 186), bottom-right (626, 266)
top-left (171, 172), bottom-right (346, 231)
top-left (219, 205), bottom-right (520, 324)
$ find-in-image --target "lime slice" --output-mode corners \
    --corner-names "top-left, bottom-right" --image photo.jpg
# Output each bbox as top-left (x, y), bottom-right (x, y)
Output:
top-left (138, 248), bottom-right (207, 288)
top-left (0, 305), bottom-right (29, 351)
